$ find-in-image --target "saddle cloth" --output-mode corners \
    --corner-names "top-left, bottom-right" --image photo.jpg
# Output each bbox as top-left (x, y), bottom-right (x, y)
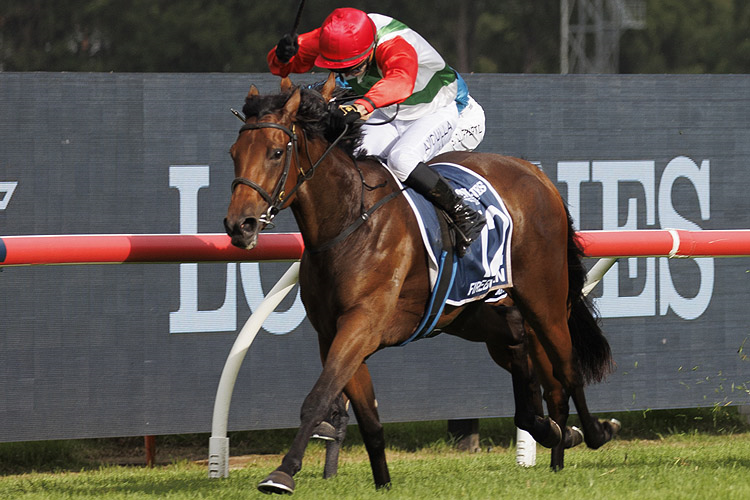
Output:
top-left (398, 162), bottom-right (514, 306)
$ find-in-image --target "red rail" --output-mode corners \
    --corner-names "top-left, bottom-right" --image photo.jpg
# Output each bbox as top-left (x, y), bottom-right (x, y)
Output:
top-left (0, 233), bottom-right (304, 266)
top-left (1, 230), bottom-right (750, 267)
top-left (577, 230), bottom-right (750, 258)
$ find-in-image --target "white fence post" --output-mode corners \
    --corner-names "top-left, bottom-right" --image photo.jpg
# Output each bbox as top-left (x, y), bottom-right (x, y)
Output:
top-left (515, 428), bottom-right (537, 466)
top-left (208, 262), bottom-right (300, 478)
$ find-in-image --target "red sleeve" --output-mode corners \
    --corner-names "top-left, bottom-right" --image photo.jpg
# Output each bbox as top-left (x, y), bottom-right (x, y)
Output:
top-left (355, 36), bottom-right (418, 113)
top-left (267, 28), bottom-right (322, 77)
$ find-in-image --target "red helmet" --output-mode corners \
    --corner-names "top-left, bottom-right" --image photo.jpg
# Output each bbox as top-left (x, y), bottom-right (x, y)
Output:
top-left (315, 8), bottom-right (376, 70)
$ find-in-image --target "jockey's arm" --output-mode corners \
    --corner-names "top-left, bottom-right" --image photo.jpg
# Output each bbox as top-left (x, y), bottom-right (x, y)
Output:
top-left (353, 36), bottom-right (418, 114)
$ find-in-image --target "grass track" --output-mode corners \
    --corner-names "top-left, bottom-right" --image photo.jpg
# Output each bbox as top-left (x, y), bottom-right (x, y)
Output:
top-left (2, 408), bottom-right (749, 499)
top-left (1, 434), bottom-right (749, 499)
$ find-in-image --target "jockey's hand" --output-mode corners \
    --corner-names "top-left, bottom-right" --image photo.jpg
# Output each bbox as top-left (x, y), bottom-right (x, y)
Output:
top-left (330, 104), bottom-right (366, 132)
top-left (275, 33), bottom-right (299, 63)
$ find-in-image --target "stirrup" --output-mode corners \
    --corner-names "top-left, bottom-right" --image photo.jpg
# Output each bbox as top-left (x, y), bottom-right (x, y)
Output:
top-left (444, 213), bottom-right (484, 257)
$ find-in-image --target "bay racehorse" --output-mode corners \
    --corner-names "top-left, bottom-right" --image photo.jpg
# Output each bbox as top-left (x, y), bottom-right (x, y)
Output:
top-left (224, 74), bottom-right (617, 494)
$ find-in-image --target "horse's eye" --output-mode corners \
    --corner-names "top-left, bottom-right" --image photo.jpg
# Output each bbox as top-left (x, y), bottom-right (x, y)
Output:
top-left (270, 148), bottom-right (284, 161)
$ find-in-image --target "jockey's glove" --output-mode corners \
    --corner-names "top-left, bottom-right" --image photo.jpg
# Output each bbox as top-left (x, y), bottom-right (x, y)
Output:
top-left (275, 33), bottom-right (299, 63)
top-left (330, 104), bottom-right (362, 131)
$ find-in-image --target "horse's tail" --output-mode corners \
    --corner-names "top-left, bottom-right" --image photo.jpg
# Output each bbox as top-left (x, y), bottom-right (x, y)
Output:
top-left (565, 207), bottom-right (614, 384)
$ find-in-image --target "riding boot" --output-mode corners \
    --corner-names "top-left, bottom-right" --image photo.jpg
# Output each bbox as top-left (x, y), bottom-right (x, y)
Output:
top-left (404, 162), bottom-right (486, 256)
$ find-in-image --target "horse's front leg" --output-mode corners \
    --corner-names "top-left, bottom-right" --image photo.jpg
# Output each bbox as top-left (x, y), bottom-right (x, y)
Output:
top-left (317, 393), bottom-right (349, 479)
top-left (316, 362), bottom-right (389, 488)
top-left (343, 362), bottom-right (390, 489)
top-left (257, 317), bottom-right (381, 495)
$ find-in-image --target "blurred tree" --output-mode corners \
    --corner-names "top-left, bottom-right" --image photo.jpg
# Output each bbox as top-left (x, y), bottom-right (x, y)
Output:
top-left (0, 0), bottom-right (103, 71)
top-left (728, 0), bottom-right (750, 72)
top-left (0, 0), bottom-right (748, 73)
top-left (619, 0), bottom-right (748, 73)
top-left (471, 0), bottom-right (560, 73)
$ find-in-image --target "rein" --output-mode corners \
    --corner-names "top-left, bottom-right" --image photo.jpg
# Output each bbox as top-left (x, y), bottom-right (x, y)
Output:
top-left (230, 116), bottom-right (400, 251)
top-left (305, 174), bottom-right (402, 254)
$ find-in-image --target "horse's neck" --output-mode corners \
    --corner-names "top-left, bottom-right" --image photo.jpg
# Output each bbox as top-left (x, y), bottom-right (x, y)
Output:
top-left (290, 149), bottom-right (364, 249)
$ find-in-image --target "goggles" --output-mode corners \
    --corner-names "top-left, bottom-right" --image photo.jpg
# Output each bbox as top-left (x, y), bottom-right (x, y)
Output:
top-left (336, 55), bottom-right (371, 77)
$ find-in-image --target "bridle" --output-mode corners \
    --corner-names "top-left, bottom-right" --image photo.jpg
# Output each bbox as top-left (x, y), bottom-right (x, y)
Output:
top-left (229, 94), bottom-right (402, 251)
top-left (230, 119), bottom-right (346, 228)
top-left (231, 121), bottom-right (298, 227)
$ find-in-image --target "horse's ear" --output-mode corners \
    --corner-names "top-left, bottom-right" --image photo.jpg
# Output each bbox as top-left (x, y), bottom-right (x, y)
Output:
top-left (321, 72), bottom-right (337, 101)
top-left (283, 87), bottom-right (302, 118)
top-left (246, 85), bottom-right (259, 99)
top-left (280, 77), bottom-right (293, 92)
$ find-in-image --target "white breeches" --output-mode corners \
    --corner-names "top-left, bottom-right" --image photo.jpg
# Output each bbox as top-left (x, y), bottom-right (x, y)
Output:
top-left (437, 96), bottom-right (486, 155)
top-left (357, 96), bottom-right (486, 181)
top-left (358, 104), bottom-right (459, 181)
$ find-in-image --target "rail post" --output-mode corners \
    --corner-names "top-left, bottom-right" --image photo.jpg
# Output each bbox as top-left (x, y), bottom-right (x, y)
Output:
top-left (208, 262), bottom-right (301, 478)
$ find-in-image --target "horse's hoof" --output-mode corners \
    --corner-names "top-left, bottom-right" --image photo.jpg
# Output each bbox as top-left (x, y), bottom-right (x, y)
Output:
top-left (564, 426), bottom-right (584, 449)
top-left (536, 418), bottom-right (562, 449)
top-left (311, 421), bottom-right (336, 441)
top-left (258, 470), bottom-right (295, 495)
top-left (608, 418), bottom-right (622, 436)
top-left (585, 418), bottom-right (622, 449)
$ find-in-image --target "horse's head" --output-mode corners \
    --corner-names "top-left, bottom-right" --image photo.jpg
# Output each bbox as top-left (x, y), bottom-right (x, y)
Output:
top-left (224, 75), bottom-right (339, 249)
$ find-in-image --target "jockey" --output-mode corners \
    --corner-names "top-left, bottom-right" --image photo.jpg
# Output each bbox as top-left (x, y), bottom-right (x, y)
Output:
top-left (268, 7), bottom-right (486, 255)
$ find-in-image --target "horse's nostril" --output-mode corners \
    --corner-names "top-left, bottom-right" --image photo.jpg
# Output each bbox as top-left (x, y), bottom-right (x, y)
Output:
top-left (241, 217), bottom-right (258, 235)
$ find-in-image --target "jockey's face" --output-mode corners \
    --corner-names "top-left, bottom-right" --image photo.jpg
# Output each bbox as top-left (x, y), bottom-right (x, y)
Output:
top-left (337, 52), bottom-right (373, 78)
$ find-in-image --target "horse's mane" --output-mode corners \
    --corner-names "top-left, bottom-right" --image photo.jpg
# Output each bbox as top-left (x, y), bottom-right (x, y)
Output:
top-left (241, 82), bottom-right (364, 157)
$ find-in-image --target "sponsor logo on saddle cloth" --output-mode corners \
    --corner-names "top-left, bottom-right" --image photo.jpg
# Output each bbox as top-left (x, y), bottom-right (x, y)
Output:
top-left (400, 163), bottom-right (513, 306)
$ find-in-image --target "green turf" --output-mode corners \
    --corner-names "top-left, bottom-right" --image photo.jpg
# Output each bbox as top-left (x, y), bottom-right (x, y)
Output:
top-left (1, 407), bottom-right (748, 499)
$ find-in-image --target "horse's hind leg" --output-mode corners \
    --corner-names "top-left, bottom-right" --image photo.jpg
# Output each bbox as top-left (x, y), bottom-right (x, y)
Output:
top-left (541, 383), bottom-right (583, 470)
top-left (509, 279), bottom-right (591, 470)
top-left (485, 306), bottom-right (561, 449)
top-left (528, 327), bottom-right (620, 470)
top-left (525, 330), bottom-right (582, 470)
top-left (569, 386), bottom-right (621, 449)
